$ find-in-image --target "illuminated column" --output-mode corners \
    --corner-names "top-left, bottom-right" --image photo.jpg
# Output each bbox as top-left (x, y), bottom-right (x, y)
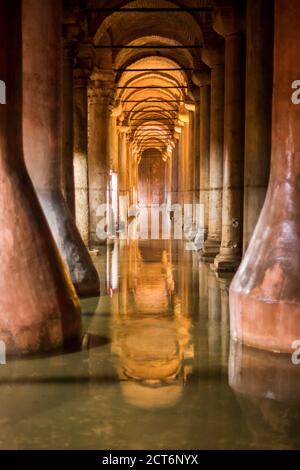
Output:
top-left (213, 0), bottom-right (246, 271)
top-left (23, 0), bottom-right (100, 297)
top-left (243, 0), bottom-right (274, 251)
top-left (199, 73), bottom-right (211, 238)
top-left (202, 37), bottom-right (225, 259)
top-left (0, 0), bottom-right (81, 354)
top-left (117, 125), bottom-right (129, 233)
top-left (193, 97), bottom-right (200, 225)
top-left (73, 75), bottom-right (89, 246)
top-left (88, 74), bottom-right (114, 246)
top-left (230, 0), bottom-right (300, 353)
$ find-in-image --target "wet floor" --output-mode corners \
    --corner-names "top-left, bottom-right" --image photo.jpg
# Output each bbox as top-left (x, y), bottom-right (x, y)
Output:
top-left (1, 239), bottom-right (300, 450)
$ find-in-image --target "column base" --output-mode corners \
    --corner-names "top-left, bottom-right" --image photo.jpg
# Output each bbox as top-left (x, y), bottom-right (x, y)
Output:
top-left (212, 252), bottom-right (241, 273)
top-left (201, 238), bottom-right (221, 261)
top-left (38, 190), bottom-right (100, 298)
top-left (229, 289), bottom-right (300, 354)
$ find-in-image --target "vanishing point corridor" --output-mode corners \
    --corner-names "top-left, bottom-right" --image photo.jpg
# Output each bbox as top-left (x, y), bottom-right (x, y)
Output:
top-left (2, 0), bottom-right (300, 452)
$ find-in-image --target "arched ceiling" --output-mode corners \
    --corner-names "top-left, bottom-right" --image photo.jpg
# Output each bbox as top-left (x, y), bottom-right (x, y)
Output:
top-left (84, 0), bottom-right (213, 161)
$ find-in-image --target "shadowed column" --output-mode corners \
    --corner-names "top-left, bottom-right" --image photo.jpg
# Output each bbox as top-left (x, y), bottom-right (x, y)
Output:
top-left (88, 76), bottom-right (114, 246)
top-left (0, 0), bottom-right (81, 354)
top-left (213, 0), bottom-right (246, 272)
top-left (201, 36), bottom-right (225, 260)
top-left (243, 0), bottom-right (274, 252)
top-left (230, 0), bottom-right (300, 353)
top-left (23, 0), bottom-right (100, 297)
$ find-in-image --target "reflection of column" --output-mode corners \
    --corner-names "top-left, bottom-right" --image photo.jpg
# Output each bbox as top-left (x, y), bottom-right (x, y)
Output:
top-left (207, 271), bottom-right (221, 363)
top-left (214, 1), bottom-right (246, 271)
top-left (202, 38), bottom-right (225, 259)
top-left (74, 77), bottom-right (89, 246)
top-left (0, 0), bottom-right (81, 354)
top-left (230, 0), bottom-right (300, 353)
top-left (23, 0), bottom-right (100, 297)
top-left (218, 275), bottom-right (231, 366)
top-left (229, 341), bottom-right (300, 448)
top-left (88, 77), bottom-right (113, 246)
top-left (243, 0), bottom-right (273, 252)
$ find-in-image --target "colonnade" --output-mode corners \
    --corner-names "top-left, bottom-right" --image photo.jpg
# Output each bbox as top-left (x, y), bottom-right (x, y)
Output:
top-left (0, 0), bottom-right (299, 355)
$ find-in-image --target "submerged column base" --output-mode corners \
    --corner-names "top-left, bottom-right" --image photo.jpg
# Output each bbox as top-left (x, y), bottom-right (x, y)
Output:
top-left (230, 289), bottom-right (300, 354)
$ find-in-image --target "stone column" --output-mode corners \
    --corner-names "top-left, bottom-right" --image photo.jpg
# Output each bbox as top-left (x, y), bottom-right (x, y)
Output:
top-left (193, 99), bottom-right (200, 222)
top-left (201, 37), bottom-right (225, 259)
top-left (118, 125), bottom-right (129, 232)
top-left (213, 0), bottom-right (246, 271)
top-left (61, 39), bottom-right (76, 216)
top-left (230, 0), bottom-right (300, 353)
top-left (243, 0), bottom-right (274, 251)
top-left (88, 76), bottom-right (114, 246)
top-left (0, 0), bottom-right (81, 354)
top-left (23, 0), bottom-right (100, 298)
top-left (185, 105), bottom-right (195, 206)
top-left (199, 74), bottom-right (211, 239)
top-left (73, 76), bottom-right (89, 246)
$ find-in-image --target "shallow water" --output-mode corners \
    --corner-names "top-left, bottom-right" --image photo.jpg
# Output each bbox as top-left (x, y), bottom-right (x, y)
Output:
top-left (0, 239), bottom-right (300, 450)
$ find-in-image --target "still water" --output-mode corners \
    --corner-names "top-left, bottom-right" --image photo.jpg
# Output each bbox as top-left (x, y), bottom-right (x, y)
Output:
top-left (0, 240), bottom-right (300, 450)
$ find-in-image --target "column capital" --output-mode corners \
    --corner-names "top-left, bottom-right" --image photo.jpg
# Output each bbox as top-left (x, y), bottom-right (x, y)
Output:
top-left (192, 70), bottom-right (211, 87)
top-left (201, 32), bottom-right (225, 67)
top-left (213, 0), bottom-right (246, 38)
top-left (74, 40), bottom-right (94, 82)
top-left (88, 77), bottom-right (114, 105)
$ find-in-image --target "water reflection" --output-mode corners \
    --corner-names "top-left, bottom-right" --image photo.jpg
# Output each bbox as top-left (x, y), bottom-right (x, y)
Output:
top-left (1, 240), bottom-right (300, 449)
top-left (112, 241), bottom-right (194, 409)
top-left (229, 341), bottom-right (300, 449)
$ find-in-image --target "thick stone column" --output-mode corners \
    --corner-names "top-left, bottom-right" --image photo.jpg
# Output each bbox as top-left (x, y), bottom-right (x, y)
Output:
top-left (201, 37), bottom-right (225, 259)
top-left (73, 76), bottom-right (89, 246)
top-left (230, 0), bottom-right (300, 353)
top-left (118, 126), bottom-right (129, 197)
top-left (61, 41), bottom-right (75, 215)
top-left (0, 0), bottom-right (81, 354)
top-left (88, 76), bottom-right (113, 245)
top-left (193, 99), bottom-right (200, 223)
top-left (199, 73), bottom-right (211, 239)
top-left (243, 0), bottom-right (274, 251)
top-left (23, 0), bottom-right (100, 297)
top-left (213, 1), bottom-right (246, 271)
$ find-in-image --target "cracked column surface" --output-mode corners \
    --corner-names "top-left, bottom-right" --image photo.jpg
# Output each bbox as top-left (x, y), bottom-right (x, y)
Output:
top-left (230, 0), bottom-right (300, 353)
top-left (22, 0), bottom-right (100, 298)
top-left (0, 0), bottom-right (82, 354)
